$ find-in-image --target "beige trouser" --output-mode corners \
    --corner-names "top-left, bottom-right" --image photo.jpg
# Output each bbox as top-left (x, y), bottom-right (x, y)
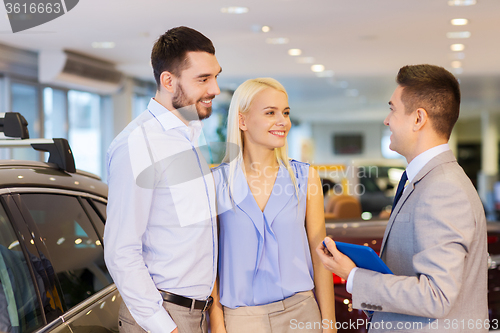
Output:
top-left (223, 290), bottom-right (322, 333)
top-left (118, 300), bottom-right (207, 333)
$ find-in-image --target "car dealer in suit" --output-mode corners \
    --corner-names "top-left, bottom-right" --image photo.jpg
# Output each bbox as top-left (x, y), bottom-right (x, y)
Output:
top-left (317, 64), bottom-right (488, 332)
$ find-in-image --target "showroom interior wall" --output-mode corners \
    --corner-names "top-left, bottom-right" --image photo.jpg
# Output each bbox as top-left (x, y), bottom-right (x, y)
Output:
top-left (0, 42), bottom-right (156, 180)
top-left (1, 40), bottom-right (500, 217)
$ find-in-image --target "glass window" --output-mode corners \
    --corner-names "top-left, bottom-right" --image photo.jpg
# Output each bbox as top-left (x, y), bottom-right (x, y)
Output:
top-left (0, 203), bottom-right (44, 333)
top-left (381, 127), bottom-right (403, 159)
top-left (20, 194), bottom-right (112, 310)
top-left (81, 199), bottom-right (105, 238)
top-left (44, 87), bottom-right (68, 139)
top-left (92, 200), bottom-right (107, 221)
top-left (68, 90), bottom-right (101, 177)
top-left (132, 93), bottom-right (150, 119)
top-left (11, 83), bottom-right (40, 161)
top-left (0, 75), bottom-right (6, 113)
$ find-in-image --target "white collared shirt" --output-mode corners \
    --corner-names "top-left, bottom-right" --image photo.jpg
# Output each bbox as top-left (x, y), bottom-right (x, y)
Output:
top-left (346, 144), bottom-right (451, 293)
top-left (405, 144), bottom-right (450, 184)
top-left (104, 98), bottom-right (217, 332)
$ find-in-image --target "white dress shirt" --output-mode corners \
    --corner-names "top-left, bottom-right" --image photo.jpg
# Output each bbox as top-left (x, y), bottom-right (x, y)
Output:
top-left (104, 99), bottom-right (217, 332)
top-left (346, 144), bottom-right (450, 293)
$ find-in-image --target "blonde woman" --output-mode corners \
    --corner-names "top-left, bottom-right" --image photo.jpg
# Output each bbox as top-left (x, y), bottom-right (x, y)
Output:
top-left (209, 78), bottom-right (336, 333)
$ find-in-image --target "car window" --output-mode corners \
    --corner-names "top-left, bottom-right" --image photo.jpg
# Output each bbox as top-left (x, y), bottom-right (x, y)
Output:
top-left (81, 199), bottom-right (105, 238)
top-left (0, 203), bottom-right (44, 333)
top-left (92, 199), bottom-right (107, 221)
top-left (20, 194), bottom-right (113, 311)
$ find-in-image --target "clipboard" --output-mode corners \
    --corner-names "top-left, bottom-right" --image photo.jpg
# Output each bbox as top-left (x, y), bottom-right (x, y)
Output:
top-left (335, 241), bottom-right (393, 274)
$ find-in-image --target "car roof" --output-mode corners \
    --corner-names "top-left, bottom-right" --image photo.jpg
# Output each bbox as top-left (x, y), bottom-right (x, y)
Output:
top-left (0, 160), bottom-right (108, 198)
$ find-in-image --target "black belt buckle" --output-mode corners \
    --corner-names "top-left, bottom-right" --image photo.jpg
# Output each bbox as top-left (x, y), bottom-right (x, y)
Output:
top-left (202, 296), bottom-right (213, 312)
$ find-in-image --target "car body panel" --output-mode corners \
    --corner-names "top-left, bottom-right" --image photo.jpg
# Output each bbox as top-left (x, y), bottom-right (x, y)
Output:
top-left (0, 159), bottom-right (116, 333)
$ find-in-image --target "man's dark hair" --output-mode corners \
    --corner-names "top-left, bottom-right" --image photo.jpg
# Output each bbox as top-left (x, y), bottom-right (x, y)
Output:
top-left (151, 26), bottom-right (215, 89)
top-left (397, 64), bottom-right (460, 139)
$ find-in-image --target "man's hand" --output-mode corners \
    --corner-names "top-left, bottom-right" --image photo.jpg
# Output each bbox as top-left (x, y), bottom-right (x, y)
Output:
top-left (171, 328), bottom-right (178, 333)
top-left (316, 237), bottom-right (356, 280)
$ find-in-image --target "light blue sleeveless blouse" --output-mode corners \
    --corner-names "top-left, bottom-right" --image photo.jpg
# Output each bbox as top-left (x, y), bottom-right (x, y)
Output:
top-left (212, 160), bottom-right (314, 308)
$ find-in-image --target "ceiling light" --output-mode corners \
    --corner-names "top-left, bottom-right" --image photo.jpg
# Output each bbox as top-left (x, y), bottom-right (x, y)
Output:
top-left (448, 0), bottom-right (476, 6)
top-left (451, 43), bottom-right (465, 51)
top-left (311, 64), bottom-right (325, 73)
top-left (288, 48), bottom-right (302, 56)
top-left (296, 56), bottom-right (315, 64)
top-left (92, 42), bottom-right (115, 49)
top-left (451, 61), bottom-right (462, 68)
top-left (266, 37), bottom-right (289, 45)
top-left (446, 31), bottom-right (471, 39)
top-left (221, 7), bottom-right (249, 14)
top-left (261, 26), bottom-right (271, 33)
top-left (451, 18), bottom-right (468, 26)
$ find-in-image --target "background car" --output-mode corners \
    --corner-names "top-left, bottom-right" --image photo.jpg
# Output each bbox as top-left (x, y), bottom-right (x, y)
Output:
top-left (0, 112), bottom-right (120, 333)
top-left (315, 161), bottom-right (405, 220)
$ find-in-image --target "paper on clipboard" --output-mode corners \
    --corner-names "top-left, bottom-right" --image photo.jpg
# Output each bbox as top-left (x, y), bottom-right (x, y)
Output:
top-left (335, 241), bottom-right (393, 274)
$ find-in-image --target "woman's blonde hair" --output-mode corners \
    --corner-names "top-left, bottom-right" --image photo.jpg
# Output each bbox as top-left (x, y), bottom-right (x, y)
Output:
top-left (222, 77), bottom-right (298, 200)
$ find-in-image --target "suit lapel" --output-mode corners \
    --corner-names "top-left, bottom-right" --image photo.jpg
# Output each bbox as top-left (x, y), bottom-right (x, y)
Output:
top-left (379, 150), bottom-right (457, 258)
top-left (380, 184), bottom-right (414, 256)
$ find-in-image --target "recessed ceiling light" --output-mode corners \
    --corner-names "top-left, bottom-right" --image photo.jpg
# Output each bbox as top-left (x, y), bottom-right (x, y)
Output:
top-left (446, 31), bottom-right (471, 39)
top-left (261, 26), bottom-right (271, 33)
top-left (266, 37), bottom-right (289, 45)
top-left (311, 64), bottom-right (325, 73)
top-left (448, 0), bottom-right (476, 6)
top-left (296, 56), bottom-right (315, 64)
top-left (451, 18), bottom-right (468, 26)
top-left (451, 61), bottom-right (462, 68)
top-left (221, 7), bottom-right (249, 14)
top-left (288, 49), bottom-right (302, 56)
top-left (451, 43), bottom-right (465, 51)
top-left (92, 42), bottom-right (115, 49)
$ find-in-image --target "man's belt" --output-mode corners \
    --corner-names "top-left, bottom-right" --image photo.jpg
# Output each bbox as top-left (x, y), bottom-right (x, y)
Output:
top-left (159, 290), bottom-right (213, 311)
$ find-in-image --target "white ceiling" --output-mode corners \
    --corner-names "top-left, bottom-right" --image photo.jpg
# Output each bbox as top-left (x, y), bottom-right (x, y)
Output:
top-left (1, 0), bottom-right (500, 122)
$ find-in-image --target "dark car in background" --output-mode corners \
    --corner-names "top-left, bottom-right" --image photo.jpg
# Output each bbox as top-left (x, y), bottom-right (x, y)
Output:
top-left (0, 113), bottom-right (120, 333)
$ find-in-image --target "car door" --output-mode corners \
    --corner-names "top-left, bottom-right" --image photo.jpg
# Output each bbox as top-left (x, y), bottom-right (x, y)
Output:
top-left (2, 190), bottom-right (120, 333)
top-left (0, 196), bottom-right (46, 333)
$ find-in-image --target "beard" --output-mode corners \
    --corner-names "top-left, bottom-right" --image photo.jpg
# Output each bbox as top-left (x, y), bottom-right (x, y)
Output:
top-left (172, 82), bottom-right (213, 121)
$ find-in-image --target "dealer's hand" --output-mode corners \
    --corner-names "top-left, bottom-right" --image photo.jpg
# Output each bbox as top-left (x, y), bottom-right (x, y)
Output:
top-left (316, 237), bottom-right (356, 280)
